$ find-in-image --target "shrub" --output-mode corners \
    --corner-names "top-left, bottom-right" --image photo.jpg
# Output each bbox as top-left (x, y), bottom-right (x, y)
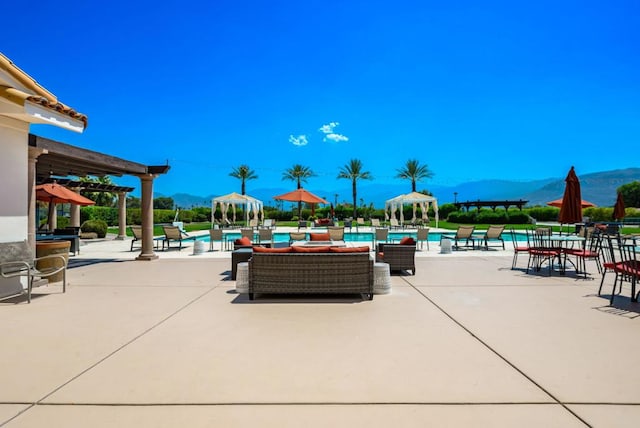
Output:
top-left (527, 206), bottom-right (559, 222)
top-left (81, 219), bottom-right (108, 238)
top-left (506, 209), bottom-right (530, 224)
top-left (476, 209), bottom-right (508, 224)
top-left (56, 216), bottom-right (70, 229)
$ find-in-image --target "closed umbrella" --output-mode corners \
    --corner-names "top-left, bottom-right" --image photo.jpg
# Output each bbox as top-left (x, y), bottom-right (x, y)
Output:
top-left (613, 192), bottom-right (626, 221)
top-left (558, 166), bottom-right (584, 229)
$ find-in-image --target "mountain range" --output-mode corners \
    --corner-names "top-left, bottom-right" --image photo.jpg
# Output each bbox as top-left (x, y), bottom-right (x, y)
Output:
top-left (165, 168), bottom-right (640, 210)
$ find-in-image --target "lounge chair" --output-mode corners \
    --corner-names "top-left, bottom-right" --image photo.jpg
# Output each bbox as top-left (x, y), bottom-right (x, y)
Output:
top-left (440, 225), bottom-right (475, 249)
top-left (371, 219), bottom-right (381, 228)
top-left (249, 218), bottom-right (259, 229)
top-left (162, 225), bottom-right (196, 250)
top-left (390, 218), bottom-right (402, 229)
top-left (130, 225), bottom-right (143, 251)
top-left (478, 225), bottom-right (506, 250)
top-left (356, 217), bottom-right (365, 230)
top-left (263, 219), bottom-right (275, 229)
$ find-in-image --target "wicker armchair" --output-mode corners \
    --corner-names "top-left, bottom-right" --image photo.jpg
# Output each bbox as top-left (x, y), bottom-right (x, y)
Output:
top-left (376, 243), bottom-right (416, 275)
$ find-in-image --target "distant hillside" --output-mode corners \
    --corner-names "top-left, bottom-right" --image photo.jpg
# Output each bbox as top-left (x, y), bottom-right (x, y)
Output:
top-left (167, 168), bottom-right (640, 209)
top-left (522, 168), bottom-right (640, 206)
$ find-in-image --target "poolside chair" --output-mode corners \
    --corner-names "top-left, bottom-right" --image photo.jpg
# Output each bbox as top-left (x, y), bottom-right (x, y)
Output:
top-left (263, 219), bottom-right (275, 229)
top-left (565, 228), bottom-right (602, 278)
top-left (526, 228), bottom-right (560, 275)
top-left (248, 218), bottom-right (259, 229)
top-left (371, 218), bottom-right (381, 228)
top-left (598, 233), bottom-right (622, 298)
top-left (240, 228), bottom-right (255, 241)
top-left (327, 226), bottom-right (345, 241)
top-left (373, 228), bottom-right (389, 247)
top-left (478, 225), bottom-right (506, 250)
top-left (509, 228), bottom-right (529, 270)
top-left (298, 220), bottom-right (308, 231)
top-left (209, 228), bottom-right (223, 251)
top-left (129, 225), bottom-right (143, 251)
top-left (440, 225), bottom-right (475, 250)
top-left (258, 228), bottom-right (273, 246)
top-left (389, 218), bottom-right (402, 229)
top-left (162, 225), bottom-right (196, 251)
top-left (289, 232), bottom-right (306, 245)
top-left (356, 217), bottom-right (365, 230)
top-left (612, 242), bottom-right (640, 304)
top-left (416, 227), bottom-right (429, 251)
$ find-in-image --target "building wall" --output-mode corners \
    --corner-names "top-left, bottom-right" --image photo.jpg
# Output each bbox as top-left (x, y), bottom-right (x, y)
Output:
top-left (0, 116), bottom-right (30, 298)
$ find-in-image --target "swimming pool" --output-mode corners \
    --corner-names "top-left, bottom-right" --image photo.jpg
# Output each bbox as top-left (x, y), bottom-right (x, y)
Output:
top-left (201, 230), bottom-right (527, 243)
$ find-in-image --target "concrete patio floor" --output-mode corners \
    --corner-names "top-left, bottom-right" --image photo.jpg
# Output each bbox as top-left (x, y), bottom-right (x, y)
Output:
top-left (1, 236), bottom-right (639, 427)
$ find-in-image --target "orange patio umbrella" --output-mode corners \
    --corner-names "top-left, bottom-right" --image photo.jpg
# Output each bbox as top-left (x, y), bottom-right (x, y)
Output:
top-left (613, 192), bottom-right (625, 221)
top-left (274, 188), bottom-right (328, 218)
top-left (36, 183), bottom-right (95, 230)
top-left (547, 198), bottom-right (596, 209)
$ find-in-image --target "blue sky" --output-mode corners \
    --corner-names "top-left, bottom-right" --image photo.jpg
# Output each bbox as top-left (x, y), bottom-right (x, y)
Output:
top-left (3, 0), bottom-right (639, 202)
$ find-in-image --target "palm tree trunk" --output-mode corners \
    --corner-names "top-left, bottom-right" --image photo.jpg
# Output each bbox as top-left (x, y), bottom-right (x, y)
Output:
top-left (352, 179), bottom-right (357, 218)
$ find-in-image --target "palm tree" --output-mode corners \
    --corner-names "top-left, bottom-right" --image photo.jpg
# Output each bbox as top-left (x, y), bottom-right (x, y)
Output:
top-left (337, 159), bottom-right (372, 218)
top-left (282, 164), bottom-right (316, 218)
top-left (396, 159), bottom-right (434, 192)
top-left (229, 165), bottom-right (258, 195)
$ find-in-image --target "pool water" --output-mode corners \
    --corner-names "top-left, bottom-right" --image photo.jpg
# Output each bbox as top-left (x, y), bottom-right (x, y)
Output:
top-left (201, 231), bottom-right (527, 243)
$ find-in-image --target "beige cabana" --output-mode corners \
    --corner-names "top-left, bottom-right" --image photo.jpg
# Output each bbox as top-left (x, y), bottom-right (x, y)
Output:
top-left (385, 192), bottom-right (439, 227)
top-left (211, 192), bottom-right (263, 227)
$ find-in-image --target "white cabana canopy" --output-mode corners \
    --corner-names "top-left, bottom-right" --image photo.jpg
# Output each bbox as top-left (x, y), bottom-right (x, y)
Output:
top-left (211, 192), bottom-right (263, 226)
top-left (385, 192), bottom-right (439, 227)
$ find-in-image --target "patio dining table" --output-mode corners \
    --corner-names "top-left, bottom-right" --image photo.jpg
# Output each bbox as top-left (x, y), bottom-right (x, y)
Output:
top-left (548, 234), bottom-right (585, 275)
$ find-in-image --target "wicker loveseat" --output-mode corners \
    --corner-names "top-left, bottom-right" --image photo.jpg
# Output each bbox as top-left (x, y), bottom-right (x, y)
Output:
top-left (248, 250), bottom-right (374, 301)
top-left (376, 243), bottom-right (417, 275)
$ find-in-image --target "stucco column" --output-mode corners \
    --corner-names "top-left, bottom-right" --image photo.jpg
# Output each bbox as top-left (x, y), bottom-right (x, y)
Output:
top-left (27, 147), bottom-right (47, 252)
top-left (70, 187), bottom-right (81, 228)
top-left (116, 191), bottom-right (127, 240)
top-left (136, 174), bottom-right (158, 261)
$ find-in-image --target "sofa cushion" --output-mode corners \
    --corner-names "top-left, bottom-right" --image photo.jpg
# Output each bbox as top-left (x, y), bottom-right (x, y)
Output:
top-left (253, 246), bottom-right (292, 253)
top-left (309, 232), bottom-right (331, 241)
top-left (399, 237), bottom-right (416, 245)
top-left (291, 245), bottom-right (332, 253)
top-left (329, 246), bottom-right (370, 253)
top-left (235, 236), bottom-right (252, 246)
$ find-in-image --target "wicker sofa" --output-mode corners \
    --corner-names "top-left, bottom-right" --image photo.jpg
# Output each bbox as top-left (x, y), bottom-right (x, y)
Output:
top-left (376, 243), bottom-right (417, 275)
top-left (248, 252), bottom-right (374, 301)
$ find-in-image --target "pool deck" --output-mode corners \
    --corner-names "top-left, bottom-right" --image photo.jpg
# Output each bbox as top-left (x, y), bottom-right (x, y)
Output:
top-left (1, 231), bottom-right (639, 427)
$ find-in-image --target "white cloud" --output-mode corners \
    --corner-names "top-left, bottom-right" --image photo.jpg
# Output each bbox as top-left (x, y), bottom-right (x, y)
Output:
top-left (289, 134), bottom-right (309, 146)
top-left (318, 122), bottom-right (340, 134)
top-left (323, 133), bottom-right (349, 143)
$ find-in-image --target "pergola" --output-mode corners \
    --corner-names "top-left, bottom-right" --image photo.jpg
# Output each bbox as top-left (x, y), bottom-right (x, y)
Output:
top-left (28, 134), bottom-right (170, 260)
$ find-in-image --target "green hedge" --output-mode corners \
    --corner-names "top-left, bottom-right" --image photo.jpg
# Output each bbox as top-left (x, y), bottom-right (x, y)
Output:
top-left (81, 219), bottom-right (108, 238)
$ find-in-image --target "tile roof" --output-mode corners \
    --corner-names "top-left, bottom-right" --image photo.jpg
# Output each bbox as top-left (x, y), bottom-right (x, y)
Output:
top-left (0, 52), bottom-right (88, 128)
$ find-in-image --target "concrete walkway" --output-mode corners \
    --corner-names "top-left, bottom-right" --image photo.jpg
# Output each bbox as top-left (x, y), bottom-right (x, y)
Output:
top-left (1, 236), bottom-right (639, 427)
